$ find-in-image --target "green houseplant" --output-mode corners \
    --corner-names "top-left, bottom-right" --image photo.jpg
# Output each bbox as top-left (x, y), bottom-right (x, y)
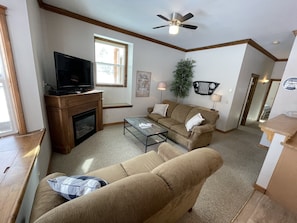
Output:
top-left (170, 58), bottom-right (196, 100)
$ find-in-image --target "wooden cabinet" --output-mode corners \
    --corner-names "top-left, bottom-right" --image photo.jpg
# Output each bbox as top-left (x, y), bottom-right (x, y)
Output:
top-left (45, 90), bottom-right (103, 154)
top-left (256, 114), bottom-right (297, 214)
top-left (266, 137), bottom-right (297, 215)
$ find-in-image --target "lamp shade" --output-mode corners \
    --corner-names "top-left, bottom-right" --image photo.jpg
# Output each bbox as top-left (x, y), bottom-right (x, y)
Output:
top-left (169, 25), bottom-right (179, 35)
top-left (157, 81), bottom-right (167, 90)
top-left (211, 94), bottom-right (222, 102)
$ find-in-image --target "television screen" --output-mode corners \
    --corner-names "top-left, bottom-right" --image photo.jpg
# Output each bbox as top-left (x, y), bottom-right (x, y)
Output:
top-left (54, 51), bottom-right (94, 92)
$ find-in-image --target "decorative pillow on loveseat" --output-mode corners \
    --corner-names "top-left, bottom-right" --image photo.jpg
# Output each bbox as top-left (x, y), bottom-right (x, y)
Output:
top-left (185, 113), bottom-right (205, 131)
top-left (47, 175), bottom-right (108, 200)
top-left (152, 104), bottom-right (169, 117)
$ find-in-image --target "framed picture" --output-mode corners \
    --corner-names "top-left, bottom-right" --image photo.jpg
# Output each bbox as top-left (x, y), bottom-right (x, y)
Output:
top-left (136, 71), bottom-right (151, 97)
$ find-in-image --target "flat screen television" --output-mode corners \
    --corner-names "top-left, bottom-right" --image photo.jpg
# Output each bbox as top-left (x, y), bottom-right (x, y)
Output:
top-left (54, 51), bottom-right (94, 93)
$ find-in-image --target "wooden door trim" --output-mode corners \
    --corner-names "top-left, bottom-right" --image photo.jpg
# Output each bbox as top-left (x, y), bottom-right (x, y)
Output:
top-left (257, 79), bottom-right (281, 121)
top-left (241, 74), bottom-right (259, 125)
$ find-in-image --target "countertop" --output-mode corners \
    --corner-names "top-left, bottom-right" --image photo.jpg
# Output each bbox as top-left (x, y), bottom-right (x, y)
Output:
top-left (259, 114), bottom-right (297, 149)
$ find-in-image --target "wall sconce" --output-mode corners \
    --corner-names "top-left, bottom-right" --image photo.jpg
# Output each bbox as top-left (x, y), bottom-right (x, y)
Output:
top-left (211, 93), bottom-right (222, 111)
top-left (157, 81), bottom-right (167, 102)
top-left (262, 79), bottom-right (269, 85)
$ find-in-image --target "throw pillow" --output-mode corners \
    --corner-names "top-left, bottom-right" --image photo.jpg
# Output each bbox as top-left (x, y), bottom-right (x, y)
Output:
top-left (152, 104), bottom-right (169, 117)
top-left (47, 175), bottom-right (108, 200)
top-left (185, 113), bottom-right (205, 131)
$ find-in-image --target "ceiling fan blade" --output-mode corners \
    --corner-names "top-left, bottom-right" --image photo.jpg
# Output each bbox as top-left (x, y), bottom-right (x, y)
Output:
top-left (153, 25), bottom-right (169, 29)
top-left (157, 14), bottom-right (170, 21)
top-left (180, 24), bottom-right (198, 30)
top-left (181, 13), bottom-right (194, 22)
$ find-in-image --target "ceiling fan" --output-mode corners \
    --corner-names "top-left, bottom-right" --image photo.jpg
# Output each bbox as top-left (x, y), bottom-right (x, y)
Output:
top-left (153, 12), bottom-right (198, 35)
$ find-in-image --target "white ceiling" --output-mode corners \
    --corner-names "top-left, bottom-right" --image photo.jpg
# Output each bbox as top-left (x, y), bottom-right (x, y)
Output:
top-left (43, 0), bottom-right (297, 59)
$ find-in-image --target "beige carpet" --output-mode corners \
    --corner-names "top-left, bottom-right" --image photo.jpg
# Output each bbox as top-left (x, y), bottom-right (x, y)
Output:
top-left (49, 122), bottom-right (267, 223)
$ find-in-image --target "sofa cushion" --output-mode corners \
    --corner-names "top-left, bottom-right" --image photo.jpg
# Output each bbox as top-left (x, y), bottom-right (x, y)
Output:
top-left (157, 142), bottom-right (184, 161)
top-left (162, 100), bottom-right (179, 117)
top-left (170, 104), bottom-right (193, 123)
top-left (47, 175), bottom-right (108, 200)
top-left (121, 151), bottom-right (165, 175)
top-left (86, 164), bottom-right (128, 184)
top-left (147, 113), bottom-right (164, 122)
top-left (170, 124), bottom-right (191, 138)
top-left (158, 118), bottom-right (180, 129)
top-left (152, 104), bottom-right (169, 117)
top-left (186, 107), bottom-right (218, 125)
top-left (185, 113), bottom-right (205, 131)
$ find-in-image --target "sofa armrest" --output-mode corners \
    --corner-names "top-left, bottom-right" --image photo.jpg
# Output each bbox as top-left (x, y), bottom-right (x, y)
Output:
top-left (147, 107), bottom-right (153, 113)
top-left (191, 124), bottom-right (215, 134)
top-left (30, 172), bottom-right (67, 223)
top-left (157, 142), bottom-right (184, 161)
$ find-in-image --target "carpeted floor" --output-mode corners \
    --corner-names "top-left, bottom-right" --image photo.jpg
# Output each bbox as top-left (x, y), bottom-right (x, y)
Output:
top-left (49, 122), bottom-right (267, 223)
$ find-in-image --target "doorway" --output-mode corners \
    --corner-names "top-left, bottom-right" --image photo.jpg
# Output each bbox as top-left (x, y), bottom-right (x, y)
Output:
top-left (258, 79), bottom-right (281, 122)
top-left (240, 74), bottom-right (259, 126)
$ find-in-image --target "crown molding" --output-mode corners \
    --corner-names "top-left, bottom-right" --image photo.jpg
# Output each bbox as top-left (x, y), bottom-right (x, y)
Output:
top-left (37, 0), bottom-right (186, 52)
top-left (38, 0), bottom-right (286, 61)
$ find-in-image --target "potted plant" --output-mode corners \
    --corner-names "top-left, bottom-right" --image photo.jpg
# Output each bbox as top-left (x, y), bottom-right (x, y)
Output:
top-left (170, 58), bottom-right (196, 100)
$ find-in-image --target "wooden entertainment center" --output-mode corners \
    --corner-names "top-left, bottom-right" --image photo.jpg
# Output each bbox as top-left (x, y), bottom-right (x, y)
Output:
top-left (45, 90), bottom-right (103, 154)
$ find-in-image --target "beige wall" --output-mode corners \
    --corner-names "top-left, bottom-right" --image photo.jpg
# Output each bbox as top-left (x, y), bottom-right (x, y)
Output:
top-left (185, 44), bottom-right (275, 132)
top-left (41, 10), bottom-right (185, 124)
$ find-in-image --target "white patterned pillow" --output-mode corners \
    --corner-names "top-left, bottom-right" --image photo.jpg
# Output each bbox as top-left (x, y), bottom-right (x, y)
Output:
top-left (47, 175), bottom-right (108, 200)
top-left (185, 113), bottom-right (205, 131)
top-left (152, 104), bottom-right (169, 117)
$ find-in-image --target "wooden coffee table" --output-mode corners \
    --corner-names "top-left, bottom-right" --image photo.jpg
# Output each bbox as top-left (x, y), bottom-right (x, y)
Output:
top-left (123, 117), bottom-right (168, 152)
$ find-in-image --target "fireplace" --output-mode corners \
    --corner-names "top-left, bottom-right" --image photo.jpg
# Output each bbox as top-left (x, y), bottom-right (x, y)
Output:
top-left (73, 109), bottom-right (96, 145)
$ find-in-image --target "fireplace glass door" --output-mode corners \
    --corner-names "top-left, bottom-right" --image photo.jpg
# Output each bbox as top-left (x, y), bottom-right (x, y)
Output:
top-left (73, 109), bottom-right (96, 145)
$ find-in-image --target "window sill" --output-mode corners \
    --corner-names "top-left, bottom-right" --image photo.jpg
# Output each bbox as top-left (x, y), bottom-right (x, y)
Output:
top-left (103, 103), bottom-right (133, 109)
top-left (0, 129), bottom-right (45, 223)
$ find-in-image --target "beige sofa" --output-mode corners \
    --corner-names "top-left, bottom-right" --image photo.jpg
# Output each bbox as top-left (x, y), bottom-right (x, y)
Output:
top-left (148, 100), bottom-right (219, 151)
top-left (30, 142), bottom-right (223, 223)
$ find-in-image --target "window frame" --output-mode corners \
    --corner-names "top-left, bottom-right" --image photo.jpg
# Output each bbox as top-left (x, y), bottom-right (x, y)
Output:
top-left (94, 36), bottom-right (128, 87)
top-left (0, 5), bottom-right (26, 136)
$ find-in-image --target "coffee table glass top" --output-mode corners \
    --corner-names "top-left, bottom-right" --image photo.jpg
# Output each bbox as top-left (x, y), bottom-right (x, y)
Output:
top-left (124, 117), bottom-right (167, 135)
top-left (123, 117), bottom-right (168, 152)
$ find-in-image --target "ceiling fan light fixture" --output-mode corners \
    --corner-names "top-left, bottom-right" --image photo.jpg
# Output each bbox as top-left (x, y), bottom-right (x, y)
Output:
top-left (169, 25), bottom-right (179, 35)
top-left (154, 12), bottom-right (196, 34)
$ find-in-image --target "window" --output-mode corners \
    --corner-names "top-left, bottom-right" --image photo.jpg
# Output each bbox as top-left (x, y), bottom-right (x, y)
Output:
top-left (0, 6), bottom-right (26, 136)
top-left (94, 37), bottom-right (128, 87)
top-left (0, 60), bottom-right (17, 136)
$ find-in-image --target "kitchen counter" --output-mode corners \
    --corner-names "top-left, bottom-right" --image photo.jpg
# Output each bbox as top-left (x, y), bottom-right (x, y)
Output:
top-left (259, 114), bottom-right (297, 143)
top-left (256, 114), bottom-right (297, 192)
top-left (256, 114), bottom-right (297, 214)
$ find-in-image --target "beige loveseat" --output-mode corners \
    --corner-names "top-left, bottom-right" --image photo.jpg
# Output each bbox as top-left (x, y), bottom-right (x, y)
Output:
top-left (30, 142), bottom-right (223, 223)
top-left (148, 100), bottom-right (219, 151)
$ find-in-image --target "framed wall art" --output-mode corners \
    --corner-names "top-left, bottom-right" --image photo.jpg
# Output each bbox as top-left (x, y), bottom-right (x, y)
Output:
top-left (136, 71), bottom-right (151, 97)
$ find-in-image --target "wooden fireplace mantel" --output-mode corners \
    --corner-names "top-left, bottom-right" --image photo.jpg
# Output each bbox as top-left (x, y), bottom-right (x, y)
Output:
top-left (45, 90), bottom-right (103, 154)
